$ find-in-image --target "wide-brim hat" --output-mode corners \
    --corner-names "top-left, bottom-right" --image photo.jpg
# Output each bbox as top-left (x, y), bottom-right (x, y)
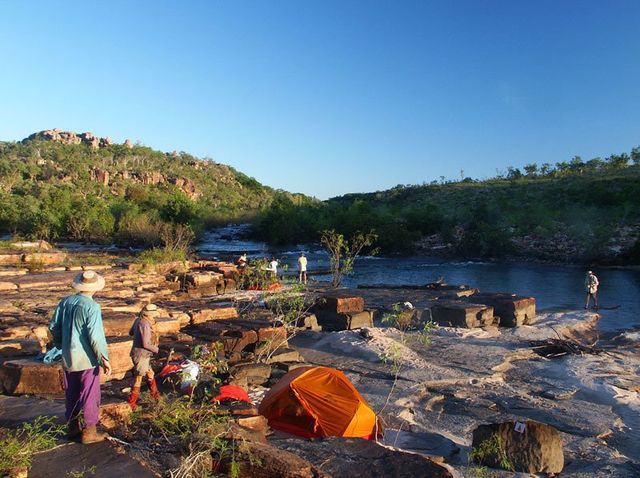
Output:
top-left (141, 303), bottom-right (160, 318)
top-left (72, 270), bottom-right (105, 292)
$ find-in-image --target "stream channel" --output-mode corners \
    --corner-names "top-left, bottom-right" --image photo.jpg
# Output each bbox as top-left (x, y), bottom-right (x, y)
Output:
top-left (197, 225), bottom-right (640, 333)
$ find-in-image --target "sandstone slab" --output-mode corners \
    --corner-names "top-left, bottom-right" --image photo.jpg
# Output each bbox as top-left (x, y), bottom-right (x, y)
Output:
top-left (272, 436), bottom-right (454, 477)
top-left (468, 292), bottom-right (536, 327)
top-left (0, 358), bottom-right (64, 395)
top-left (430, 301), bottom-right (496, 328)
top-left (317, 295), bottom-right (365, 314)
top-left (229, 363), bottom-right (272, 386)
top-left (29, 440), bottom-right (156, 478)
top-left (0, 339), bottom-right (42, 357)
top-left (190, 306), bottom-right (239, 324)
top-left (315, 310), bottom-right (373, 331)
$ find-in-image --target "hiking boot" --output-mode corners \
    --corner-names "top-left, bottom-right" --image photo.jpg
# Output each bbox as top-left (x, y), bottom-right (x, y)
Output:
top-left (127, 386), bottom-right (141, 410)
top-left (81, 426), bottom-right (108, 444)
top-left (67, 418), bottom-right (82, 440)
top-left (148, 377), bottom-right (161, 401)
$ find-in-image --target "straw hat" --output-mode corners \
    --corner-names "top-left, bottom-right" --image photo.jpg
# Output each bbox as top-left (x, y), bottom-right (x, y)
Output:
top-left (141, 303), bottom-right (160, 318)
top-left (72, 270), bottom-right (105, 292)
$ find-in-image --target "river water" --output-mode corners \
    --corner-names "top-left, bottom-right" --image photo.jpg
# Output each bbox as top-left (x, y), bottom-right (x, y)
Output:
top-left (197, 226), bottom-right (640, 332)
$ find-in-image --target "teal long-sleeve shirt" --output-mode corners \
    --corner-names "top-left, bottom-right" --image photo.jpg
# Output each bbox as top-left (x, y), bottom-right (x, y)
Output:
top-left (48, 294), bottom-right (109, 372)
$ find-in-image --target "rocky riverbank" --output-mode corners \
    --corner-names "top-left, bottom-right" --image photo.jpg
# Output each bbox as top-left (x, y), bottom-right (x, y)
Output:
top-left (0, 250), bottom-right (638, 477)
top-left (414, 224), bottom-right (640, 266)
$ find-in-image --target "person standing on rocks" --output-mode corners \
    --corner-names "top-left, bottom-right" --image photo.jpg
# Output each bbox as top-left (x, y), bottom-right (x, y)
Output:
top-left (584, 270), bottom-right (599, 309)
top-left (48, 270), bottom-right (111, 444)
top-left (127, 304), bottom-right (161, 409)
top-left (269, 257), bottom-right (279, 278)
top-left (297, 252), bottom-right (308, 284)
top-left (236, 252), bottom-right (248, 271)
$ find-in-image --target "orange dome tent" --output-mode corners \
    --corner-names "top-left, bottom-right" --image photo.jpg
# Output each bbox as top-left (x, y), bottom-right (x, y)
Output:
top-left (258, 366), bottom-right (380, 439)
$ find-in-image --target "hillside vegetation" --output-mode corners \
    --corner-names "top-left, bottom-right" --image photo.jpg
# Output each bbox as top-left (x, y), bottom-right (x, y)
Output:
top-left (256, 149), bottom-right (640, 264)
top-left (0, 132), bottom-right (295, 245)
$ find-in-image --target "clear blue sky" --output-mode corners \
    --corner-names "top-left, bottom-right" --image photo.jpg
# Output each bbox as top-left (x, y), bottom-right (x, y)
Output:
top-left (1, 1), bottom-right (639, 199)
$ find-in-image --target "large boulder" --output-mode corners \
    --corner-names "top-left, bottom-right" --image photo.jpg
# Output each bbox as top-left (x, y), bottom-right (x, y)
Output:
top-left (471, 420), bottom-right (564, 474)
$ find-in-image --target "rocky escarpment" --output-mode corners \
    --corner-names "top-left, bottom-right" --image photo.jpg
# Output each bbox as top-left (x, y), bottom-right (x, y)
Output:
top-left (90, 168), bottom-right (200, 200)
top-left (26, 128), bottom-right (130, 150)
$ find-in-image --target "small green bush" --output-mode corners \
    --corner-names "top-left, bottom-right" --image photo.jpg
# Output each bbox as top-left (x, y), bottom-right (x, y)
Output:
top-left (0, 416), bottom-right (64, 475)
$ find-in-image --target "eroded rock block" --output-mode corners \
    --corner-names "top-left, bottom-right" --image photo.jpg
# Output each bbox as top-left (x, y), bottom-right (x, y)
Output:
top-left (265, 348), bottom-right (303, 364)
top-left (318, 295), bottom-right (365, 314)
top-left (102, 313), bottom-right (136, 337)
top-left (468, 293), bottom-right (536, 327)
top-left (0, 339), bottom-right (42, 358)
top-left (100, 401), bottom-right (132, 430)
top-left (0, 254), bottom-right (24, 265)
top-left (0, 324), bottom-right (48, 342)
top-left (170, 311), bottom-right (192, 326)
top-left (315, 310), bottom-right (374, 331)
top-left (0, 281), bottom-right (18, 291)
top-left (155, 316), bottom-right (182, 335)
top-left (101, 338), bottom-right (134, 381)
top-left (0, 358), bottom-right (64, 395)
top-left (430, 301), bottom-right (495, 328)
top-left (217, 265), bottom-right (239, 279)
top-left (190, 306), bottom-right (239, 324)
top-left (294, 313), bottom-right (321, 331)
top-left (185, 271), bottom-right (223, 288)
top-left (229, 363), bottom-right (272, 386)
top-left (22, 252), bottom-right (67, 265)
top-left (472, 420), bottom-right (564, 474)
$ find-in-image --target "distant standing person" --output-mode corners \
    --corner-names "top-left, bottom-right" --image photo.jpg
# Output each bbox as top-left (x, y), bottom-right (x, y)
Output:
top-left (297, 252), bottom-right (308, 284)
top-left (49, 271), bottom-right (111, 444)
top-left (236, 253), bottom-right (248, 271)
top-left (585, 270), bottom-right (599, 309)
top-left (127, 304), bottom-right (161, 410)
top-left (269, 257), bottom-right (279, 278)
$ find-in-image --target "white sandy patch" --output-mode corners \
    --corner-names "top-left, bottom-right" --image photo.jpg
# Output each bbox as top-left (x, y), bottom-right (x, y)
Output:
top-left (314, 328), bottom-right (430, 368)
top-left (433, 326), bottom-right (502, 339)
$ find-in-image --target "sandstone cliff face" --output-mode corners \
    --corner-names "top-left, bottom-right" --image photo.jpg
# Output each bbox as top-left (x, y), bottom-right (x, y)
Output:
top-left (89, 168), bottom-right (201, 199)
top-left (27, 129), bottom-right (117, 150)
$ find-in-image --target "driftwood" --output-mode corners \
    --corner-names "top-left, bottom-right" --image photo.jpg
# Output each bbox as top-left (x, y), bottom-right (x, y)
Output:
top-left (529, 338), bottom-right (604, 358)
top-left (357, 281), bottom-right (469, 291)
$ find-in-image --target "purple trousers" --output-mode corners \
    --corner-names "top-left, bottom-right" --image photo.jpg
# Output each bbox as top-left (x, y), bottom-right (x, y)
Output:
top-left (63, 366), bottom-right (101, 427)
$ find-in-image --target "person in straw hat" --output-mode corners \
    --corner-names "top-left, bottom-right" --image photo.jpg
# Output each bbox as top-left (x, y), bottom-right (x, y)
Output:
top-left (49, 270), bottom-right (111, 444)
top-left (127, 303), bottom-right (161, 409)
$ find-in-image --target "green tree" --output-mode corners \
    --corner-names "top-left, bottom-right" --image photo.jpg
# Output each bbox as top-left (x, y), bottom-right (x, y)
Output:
top-left (523, 163), bottom-right (538, 177)
top-left (605, 153), bottom-right (629, 169)
top-left (161, 193), bottom-right (197, 225)
top-left (320, 229), bottom-right (378, 287)
top-left (631, 146), bottom-right (640, 165)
